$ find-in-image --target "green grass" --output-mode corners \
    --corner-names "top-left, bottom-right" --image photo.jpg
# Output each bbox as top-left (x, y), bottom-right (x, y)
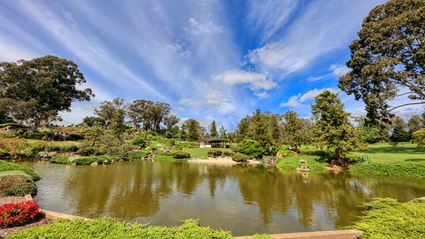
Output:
top-left (0, 170), bottom-right (32, 178)
top-left (50, 155), bottom-right (120, 165)
top-left (9, 218), bottom-right (233, 239)
top-left (354, 198), bottom-right (425, 239)
top-left (183, 148), bottom-right (230, 158)
top-left (349, 162), bottom-right (425, 179)
top-left (277, 155), bottom-right (326, 171)
top-left (356, 142), bottom-right (425, 163)
top-left (0, 160), bottom-right (40, 181)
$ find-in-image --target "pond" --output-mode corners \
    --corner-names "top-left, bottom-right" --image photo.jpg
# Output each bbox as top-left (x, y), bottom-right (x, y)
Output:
top-left (21, 161), bottom-right (425, 236)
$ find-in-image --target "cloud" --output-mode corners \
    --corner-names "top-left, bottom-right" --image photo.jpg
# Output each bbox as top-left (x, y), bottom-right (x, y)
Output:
top-left (247, 0), bottom-right (385, 75)
top-left (330, 64), bottom-right (350, 77)
top-left (281, 88), bottom-right (338, 107)
top-left (212, 69), bottom-right (277, 97)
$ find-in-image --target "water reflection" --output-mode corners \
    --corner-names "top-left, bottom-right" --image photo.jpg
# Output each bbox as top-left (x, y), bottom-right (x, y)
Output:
top-left (24, 161), bottom-right (425, 236)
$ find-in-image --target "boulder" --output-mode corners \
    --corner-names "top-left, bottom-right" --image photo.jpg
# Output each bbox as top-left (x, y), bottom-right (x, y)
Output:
top-left (90, 162), bottom-right (98, 167)
top-left (102, 160), bottom-right (111, 165)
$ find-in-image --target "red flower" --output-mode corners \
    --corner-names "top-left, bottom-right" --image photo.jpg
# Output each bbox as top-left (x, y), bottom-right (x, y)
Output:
top-left (0, 200), bottom-right (43, 228)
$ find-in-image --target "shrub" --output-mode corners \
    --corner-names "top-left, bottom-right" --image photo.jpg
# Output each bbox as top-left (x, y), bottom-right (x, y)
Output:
top-left (0, 138), bottom-right (29, 158)
top-left (132, 135), bottom-right (147, 148)
top-left (354, 198), bottom-right (425, 239)
top-left (232, 153), bottom-right (250, 162)
top-left (346, 154), bottom-right (369, 164)
top-left (413, 128), bottom-right (425, 148)
top-left (207, 149), bottom-right (223, 158)
top-left (50, 155), bottom-right (70, 164)
top-left (222, 150), bottom-right (234, 157)
top-left (0, 160), bottom-right (40, 181)
top-left (9, 218), bottom-right (232, 239)
top-left (0, 200), bottom-right (43, 228)
top-left (172, 150), bottom-right (191, 159)
top-left (0, 171), bottom-right (37, 196)
top-left (236, 139), bottom-right (265, 160)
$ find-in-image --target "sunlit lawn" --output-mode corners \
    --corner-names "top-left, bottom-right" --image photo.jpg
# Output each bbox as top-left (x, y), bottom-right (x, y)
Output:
top-left (183, 148), bottom-right (231, 158)
top-left (356, 142), bottom-right (425, 163)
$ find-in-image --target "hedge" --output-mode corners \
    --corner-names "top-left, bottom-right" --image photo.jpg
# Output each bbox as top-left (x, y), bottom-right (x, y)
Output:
top-left (0, 160), bottom-right (40, 181)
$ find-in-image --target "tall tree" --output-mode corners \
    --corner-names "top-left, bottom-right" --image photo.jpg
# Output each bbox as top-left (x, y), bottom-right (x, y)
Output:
top-left (339, 0), bottom-right (425, 125)
top-left (163, 115), bottom-right (179, 138)
top-left (209, 121), bottom-right (218, 137)
top-left (110, 109), bottom-right (127, 141)
top-left (127, 99), bottom-right (152, 129)
top-left (182, 119), bottom-right (202, 141)
top-left (407, 115), bottom-right (423, 136)
top-left (312, 91), bottom-right (360, 165)
top-left (0, 55), bottom-right (93, 130)
top-left (390, 116), bottom-right (409, 145)
top-left (219, 125), bottom-right (227, 139)
top-left (127, 99), bottom-right (171, 132)
top-left (94, 98), bottom-right (125, 126)
top-left (281, 110), bottom-right (313, 150)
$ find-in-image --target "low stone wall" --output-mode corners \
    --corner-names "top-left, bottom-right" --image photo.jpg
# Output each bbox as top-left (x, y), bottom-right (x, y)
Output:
top-left (235, 230), bottom-right (362, 239)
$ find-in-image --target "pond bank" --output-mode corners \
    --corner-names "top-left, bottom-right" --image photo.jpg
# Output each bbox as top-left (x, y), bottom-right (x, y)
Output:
top-left (188, 157), bottom-right (261, 165)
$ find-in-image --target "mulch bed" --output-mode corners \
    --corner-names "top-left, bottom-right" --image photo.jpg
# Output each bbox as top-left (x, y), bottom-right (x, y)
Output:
top-left (0, 217), bottom-right (53, 238)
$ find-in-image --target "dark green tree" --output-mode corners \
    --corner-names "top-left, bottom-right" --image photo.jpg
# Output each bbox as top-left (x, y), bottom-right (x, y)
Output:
top-left (219, 125), bottom-right (227, 139)
top-left (209, 121), bottom-right (218, 137)
top-left (339, 0), bottom-right (425, 125)
top-left (94, 98), bottom-right (125, 126)
top-left (110, 109), bottom-right (127, 141)
top-left (390, 116), bottom-right (409, 146)
top-left (182, 119), bottom-right (202, 141)
top-left (312, 91), bottom-right (360, 165)
top-left (281, 110), bottom-right (314, 150)
top-left (163, 115), bottom-right (179, 138)
top-left (0, 55), bottom-right (93, 130)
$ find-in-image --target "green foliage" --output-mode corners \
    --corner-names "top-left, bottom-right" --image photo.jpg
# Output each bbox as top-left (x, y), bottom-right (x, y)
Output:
top-left (281, 110), bottom-right (314, 148)
top-left (171, 150), bottom-right (191, 159)
top-left (0, 171), bottom-right (37, 196)
top-left (49, 155), bottom-right (70, 164)
top-left (0, 55), bottom-right (93, 130)
top-left (389, 116), bottom-right (409, 146)
top-left (50, 155), bottom-right (120, 165)
top-left (349, 162), bottom-right (425, 179)
top-left (94, 98), bottom-right (125, 126)
top-left (277, 155), bottom-right (326, 171)
top-left (346, 154), bottom-right (369, 164)
top-left (236, 139), bottom-right (265, 160)
top-left (209, 121), bottom-right (218, 137)
top-left (9, 218), bottom-right (233, 239)
top-left (354, 198), bottom-right (425, 239)
top-left (232, 153), bottom-right (250, 162)
top-left (339, 0), bottom-right (425, 125)
top-left (0, 160), bottom-right (40, 181)
top-left (312, 90), bottom-right (362, 164)
top-left (413, 128), bottom-right (425, 148)
top-left (251, 235), bottom-right (274, 239)
top-left (182, 119), bottom-right (203, 141)
top-left (207, 149), bottom-right (223, 158)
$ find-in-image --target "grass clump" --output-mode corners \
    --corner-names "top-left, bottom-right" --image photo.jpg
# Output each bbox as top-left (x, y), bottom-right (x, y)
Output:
top-left (9, 218), bottom-right (233, 239)
top-left (50, 155), bottom-right (120, 165)
top-left (0, 171), bottom-right (37, 196)
top-left (0, 160), bottom-right (40, 181)
top-left (349, 162), bottom-right (425, 179)
top-left (354, 198), bottom-right (425, 239)
top-left (277, 155), bottom-right (326, 171)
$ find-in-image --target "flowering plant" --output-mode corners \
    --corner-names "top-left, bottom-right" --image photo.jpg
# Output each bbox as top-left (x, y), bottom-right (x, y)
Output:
top-left (0, 200), bottom-right (43, 228)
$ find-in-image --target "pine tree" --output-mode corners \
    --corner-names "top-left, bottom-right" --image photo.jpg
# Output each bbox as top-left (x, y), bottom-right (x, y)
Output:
top-left (210, 121), bottom-right (218, 137)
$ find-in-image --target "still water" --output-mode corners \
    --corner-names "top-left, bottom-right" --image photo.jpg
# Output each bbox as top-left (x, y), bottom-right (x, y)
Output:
top-left (22, 161), bottom-right (425, 236)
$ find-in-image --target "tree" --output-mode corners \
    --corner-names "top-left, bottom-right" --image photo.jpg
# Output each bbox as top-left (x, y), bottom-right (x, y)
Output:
top-left (94, 98), bottom-right (125, 126)
top-left (281, 110), bottom-right (314, 150)
top-left (209, 121), bottom-right (218, 137)
top-left (339, 0), bottom-right (425, 125)
top-left (182, 119), bottom-right (202, 141)
top-left (219, 125), bottom-right (227, 139)
top-left (312, 90), bottom-right (360, 165)
top-left (356, 116), bottom-right (381, 143)
top-left (412, 128), bottom-right (425, 148)
top-left (390, 116), bottom-right (409, 146)
top-left (164, 115), bottom-right (179, 138)
top-left (407, 115), bottom-right (423, 138)
top-left (110, 109), bottom-right (127, 140)
top-left (0, 55), bottom-right (93, 130)
top-left (82, 116), bottom-right (105, 127)
top-left (126, 99), bottom-right (171, 132)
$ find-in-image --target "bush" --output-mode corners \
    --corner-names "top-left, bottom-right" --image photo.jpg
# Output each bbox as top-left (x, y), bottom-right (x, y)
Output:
top-left (9, 218), bottom-right (232, 239)
top-left (0, 171), bottom-right (37, 196)
top-left (354, 198), bottom-right (425, 239)
top-left (0, 200), bottom-right (43, 228)
top-left (413, 128), bottom-right (425, 148)
top-left (222, 150), bottom-right (234, 157)
top-left (172, 150), bottom-right (191, 159)
top-left (232, 153), bottom-right (250, 162)
top-left (132, 135), bottom-right (147, 148)
top-left (0, 160), bottom-right (40, 181)
top-left (207, 149), bottom-right (223, 158)
top-left (50, 155), bottom-right (70, 164)
top-left (346, 154), bottom-right (369, 164)
top-left (236, 139), bottom-right (265, 160)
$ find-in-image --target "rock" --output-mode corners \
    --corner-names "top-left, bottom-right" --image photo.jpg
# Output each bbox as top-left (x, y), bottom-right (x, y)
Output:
top-left (70, 163), bottom-right (77, 166)
top-left (90, 162), bottom-right (98, 167)
top-left (69, 156), bottom-right (79, 163)
top-left (410, 197), bottom-right (425, 203)
top-left (47, 151), bottom-right (57, 157)
top-left (102, 160), bottom-right (111, 165)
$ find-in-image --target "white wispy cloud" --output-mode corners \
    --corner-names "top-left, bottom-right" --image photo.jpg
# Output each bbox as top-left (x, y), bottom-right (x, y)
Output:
top-left (248, 0), bottom-right (385, 75)
top-left (281, 88), bottom-right (338, 107)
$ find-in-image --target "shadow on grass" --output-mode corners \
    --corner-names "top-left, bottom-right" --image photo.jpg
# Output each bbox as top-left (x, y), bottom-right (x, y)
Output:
top-left (359, 146), bottom-right (425, 154)
top-left (405, 158), bottom-right (425, 162)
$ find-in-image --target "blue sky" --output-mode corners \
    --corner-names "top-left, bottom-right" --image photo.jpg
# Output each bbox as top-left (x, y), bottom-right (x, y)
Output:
top-left (2, 0), bottom-right (420, 129)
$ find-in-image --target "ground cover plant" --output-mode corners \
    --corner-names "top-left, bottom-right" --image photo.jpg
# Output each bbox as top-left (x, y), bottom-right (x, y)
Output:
top-left (50, 155), bottom-right (120, 165)
top-left (354, 198), bottom-right (425, 239)
top-left (9, 218), bottom-right (233, 239)
top-left (0, 160), bottom-right (40, 181)
top-left (0, 171), bottom-right (37, 196)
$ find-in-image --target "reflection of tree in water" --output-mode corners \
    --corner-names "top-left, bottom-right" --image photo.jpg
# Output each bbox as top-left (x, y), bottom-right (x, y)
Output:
top-left (62, 161), bottom-right (425, 228)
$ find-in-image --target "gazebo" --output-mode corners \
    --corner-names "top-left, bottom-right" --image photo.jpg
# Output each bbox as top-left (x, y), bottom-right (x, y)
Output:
top-left (203, 137), bottom-right (228, 148)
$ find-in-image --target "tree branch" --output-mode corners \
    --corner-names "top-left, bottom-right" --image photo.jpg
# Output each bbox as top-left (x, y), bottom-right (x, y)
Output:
top-left (396, 91), bottom-right (415, 97)
top-left (389, 101), bottom-right (425, 111)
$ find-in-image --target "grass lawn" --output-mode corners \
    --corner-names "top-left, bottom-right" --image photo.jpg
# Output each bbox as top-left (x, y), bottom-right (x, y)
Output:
top-left (355, 142), bottom-right (425, 163)
top-left (183, 148), bottom-right (231, 158)
top-left (277, 155), bottom-right (326, 171)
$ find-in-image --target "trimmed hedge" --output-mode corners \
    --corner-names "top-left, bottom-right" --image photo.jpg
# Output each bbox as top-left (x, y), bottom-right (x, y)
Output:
top-left (207, 149), bottom-right (223, 158)
top-left (232, 153), bottom-right (250, 162)
top-left (0, 171), bottom-right (37, 196)
top-left (354, 198), bottom-right (425, 239)
top-left (9, 218), bottom-right (233, 239)
top-left (0, 160), bottom-right (40, 181)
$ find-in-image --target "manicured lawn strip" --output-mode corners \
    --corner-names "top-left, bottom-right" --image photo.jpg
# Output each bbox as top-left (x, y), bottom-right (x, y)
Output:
top-left (356, 142), bottom-right (425, 163)
top-left (0, 160), bottom-right (40, 181)
top-left (50, 155), bottom-right (119, 165)
top-left (354, 198), bottom-right (425, 239)
top-left (9, 218), bottom-right (233, 239)
top-left (349, 162), bottom-right (425, 179)
top-left (184, 148), bottom-right (231, 158)
top-left (277, 155), bottom-right (326, 171)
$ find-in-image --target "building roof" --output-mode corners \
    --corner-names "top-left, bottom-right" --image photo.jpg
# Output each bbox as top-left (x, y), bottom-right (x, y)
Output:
top-left (206, 137), bottom-right (228, 142)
